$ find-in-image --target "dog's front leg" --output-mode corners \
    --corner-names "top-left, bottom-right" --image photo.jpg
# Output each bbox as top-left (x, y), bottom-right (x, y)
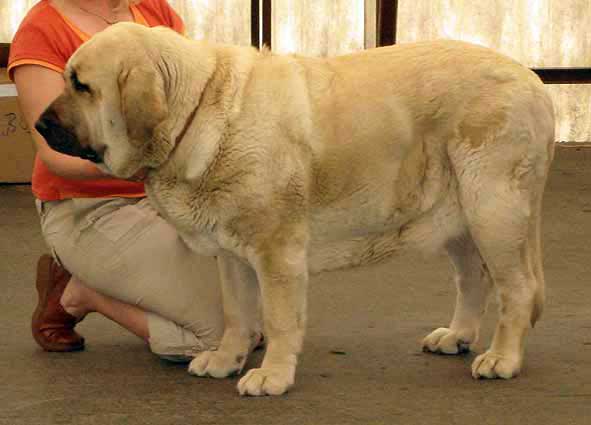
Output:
top-left (188, 255), bottom-right (261, 378)
top-left (237, 245), bottom-right (308, 396)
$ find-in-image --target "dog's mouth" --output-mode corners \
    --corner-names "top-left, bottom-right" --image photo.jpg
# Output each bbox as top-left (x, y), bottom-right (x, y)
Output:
top-left (128, 167), bottom-right (149, 182)
top-left (35, 109), bottom-right (103, 164)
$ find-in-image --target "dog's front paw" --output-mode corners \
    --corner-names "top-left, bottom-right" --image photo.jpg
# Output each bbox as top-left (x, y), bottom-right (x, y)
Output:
top-left (237, 366), bottom-right (295, 396)
top-left (471, 350), bottom-right (521, 379)
top-left (422, 327), bottom-right (474, 354)
top-left (188, 349), bottom-right (247, 379)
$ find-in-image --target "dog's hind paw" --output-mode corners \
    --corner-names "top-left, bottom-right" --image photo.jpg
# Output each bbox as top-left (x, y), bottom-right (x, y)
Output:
top-left (237, 366), bottom-right (295, 396)
top-left (188, 349), bottom-right (246, 379)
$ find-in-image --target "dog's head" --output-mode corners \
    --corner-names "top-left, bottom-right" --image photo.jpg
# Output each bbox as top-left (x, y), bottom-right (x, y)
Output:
top-left (35, 23), bottom-right (175, 179)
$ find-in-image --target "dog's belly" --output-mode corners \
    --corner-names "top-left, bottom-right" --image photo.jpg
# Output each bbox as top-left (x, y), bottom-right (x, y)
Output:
top-left (306, 179), bottom-right (413, 272)
top-left (307, 187), bottom-right (464, 274)
top-left (310, 192), bottom-right (401, 237)
top-left (307, 230), bottom-right (403, 274)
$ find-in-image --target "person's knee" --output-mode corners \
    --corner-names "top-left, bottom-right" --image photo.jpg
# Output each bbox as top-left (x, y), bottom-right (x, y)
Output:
top-left (147, 314), bottom-right (222, 363)
top-left (149, 336), bottom-right (220, 363)
top-left (148, 338), bottom-right (194, 363)
top-left (153, 352), bottom-right (193, 363)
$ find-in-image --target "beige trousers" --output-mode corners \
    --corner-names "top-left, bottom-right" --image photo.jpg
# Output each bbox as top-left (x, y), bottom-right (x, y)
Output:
top-left (36, 197), bottom-right (224, 362)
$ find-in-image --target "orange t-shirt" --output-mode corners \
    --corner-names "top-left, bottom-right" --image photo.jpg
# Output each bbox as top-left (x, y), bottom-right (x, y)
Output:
top-left (8, 0), bottom-right (185, 201)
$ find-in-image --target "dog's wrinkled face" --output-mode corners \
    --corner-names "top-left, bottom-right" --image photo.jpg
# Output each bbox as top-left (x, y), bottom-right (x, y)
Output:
top-left (36, 64), bottom-right (119, 167)
top-left (35, 23), bottom-right (171, 179)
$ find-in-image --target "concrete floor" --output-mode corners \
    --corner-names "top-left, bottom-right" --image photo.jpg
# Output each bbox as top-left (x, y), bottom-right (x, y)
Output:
top-left (1, 147), bottom-right (590, 425)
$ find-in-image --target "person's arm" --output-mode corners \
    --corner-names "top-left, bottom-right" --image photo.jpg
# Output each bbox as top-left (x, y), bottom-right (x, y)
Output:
top-left (13, 64), bottom-right (111, 180)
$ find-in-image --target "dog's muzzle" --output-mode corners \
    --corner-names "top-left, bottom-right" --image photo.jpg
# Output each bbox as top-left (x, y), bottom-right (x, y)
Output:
top-left (35, 108), bottom-right (102, 164)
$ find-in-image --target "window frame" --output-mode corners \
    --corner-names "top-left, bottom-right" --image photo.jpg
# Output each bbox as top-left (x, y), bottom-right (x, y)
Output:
top-left (376, 1), bottom-right (591, 84)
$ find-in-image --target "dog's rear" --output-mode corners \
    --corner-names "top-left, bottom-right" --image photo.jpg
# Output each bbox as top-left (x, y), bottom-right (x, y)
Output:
top-left (408, 42), bottom-right (555, 377)
top-left (286, 40), bottom-right (555, 382)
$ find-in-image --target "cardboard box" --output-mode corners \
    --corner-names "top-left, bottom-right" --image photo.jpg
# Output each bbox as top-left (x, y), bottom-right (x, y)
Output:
top-left (0, 67), bottom-right (36, 183)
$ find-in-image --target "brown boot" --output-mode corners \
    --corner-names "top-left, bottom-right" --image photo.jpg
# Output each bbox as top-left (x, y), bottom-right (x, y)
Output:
top-left (31, 254), bottom-right (85, 352)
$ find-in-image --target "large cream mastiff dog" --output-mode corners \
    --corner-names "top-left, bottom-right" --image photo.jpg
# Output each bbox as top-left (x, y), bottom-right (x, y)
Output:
top-left (37, 23), bottom-right (555, 396)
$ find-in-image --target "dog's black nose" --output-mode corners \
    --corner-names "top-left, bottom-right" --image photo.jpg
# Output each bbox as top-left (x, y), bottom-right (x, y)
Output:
top-left (35, 106), bottom-right (102, 163)
top-left (35, 107), bottom-right (84, 158)
top-left (35, 108), bottom-right (60, 140)
top-left (34, 118), bottom-right (49, 134)
top-left (80, 147), bottom-right (102, 164)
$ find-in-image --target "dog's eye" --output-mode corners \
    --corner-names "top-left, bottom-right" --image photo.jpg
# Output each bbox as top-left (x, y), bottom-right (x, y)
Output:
top-left (71, 72), bottom-right (91, 94)
top-left (75, 80), bottom-right (91, 93)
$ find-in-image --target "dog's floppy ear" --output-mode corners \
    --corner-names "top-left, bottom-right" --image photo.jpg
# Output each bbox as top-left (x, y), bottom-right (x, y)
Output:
top-left (119, 64), bottom-right (174, 166)
top-left (119, 64), bottom-right (169, 142)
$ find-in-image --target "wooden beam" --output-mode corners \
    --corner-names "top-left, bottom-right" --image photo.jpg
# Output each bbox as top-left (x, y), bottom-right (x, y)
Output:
top-left (377, 0), bottom-right (397, 47)
top-left (532, 68), bottom-right (591, 84)
top-left (262, 0), bottom-right (272, 49)
top-left (251, 0), bottom-right (260, 48)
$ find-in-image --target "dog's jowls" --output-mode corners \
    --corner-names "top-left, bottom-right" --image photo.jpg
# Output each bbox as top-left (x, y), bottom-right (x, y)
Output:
top-left (37, 22), bottom-right (555, 396)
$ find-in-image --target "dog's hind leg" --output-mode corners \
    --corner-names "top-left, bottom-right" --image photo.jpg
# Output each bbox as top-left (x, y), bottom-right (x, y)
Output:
top-left (422, 232), bottom-right (492, 354)
top-left (467, 204), bottom-right (542, 378)
top-left (451, 144), bottom-right (551, 379)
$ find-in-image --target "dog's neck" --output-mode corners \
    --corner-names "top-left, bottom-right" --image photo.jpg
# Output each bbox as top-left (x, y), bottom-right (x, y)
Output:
top-left (155, 39), bottom-right (218, 147)
top-left (156, 40), bottom-right (258, 183)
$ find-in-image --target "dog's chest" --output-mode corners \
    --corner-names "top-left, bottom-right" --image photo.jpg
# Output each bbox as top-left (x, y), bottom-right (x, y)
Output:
top-left (145, 179), bottom-right (223, 256)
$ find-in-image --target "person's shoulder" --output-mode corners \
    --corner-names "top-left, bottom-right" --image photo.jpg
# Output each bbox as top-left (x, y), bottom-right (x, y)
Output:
top-left (9, 1), bottom-right (74, 77)
top-left (15, 1), bottom-right (60, 32)
top-left (13, 1), bottom-right (64, 43)
top-left (135, 0), bottom-right (184, 33)
top-left (21, 0), bottom-right (54, 20)
top-left (135, 0), bottom-right (173, 16)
